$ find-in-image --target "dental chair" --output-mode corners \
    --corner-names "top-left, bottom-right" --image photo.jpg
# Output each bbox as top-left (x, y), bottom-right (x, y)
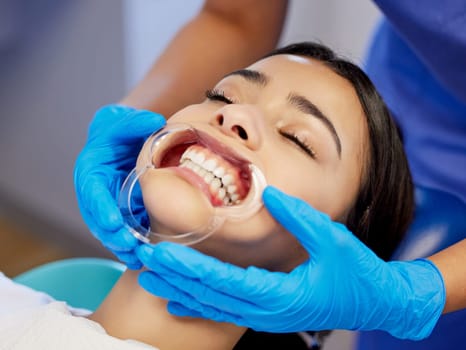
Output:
top-left (356, 185), bottom-right (466, 350)
top-left (14, 257), bottom-right (126, 311)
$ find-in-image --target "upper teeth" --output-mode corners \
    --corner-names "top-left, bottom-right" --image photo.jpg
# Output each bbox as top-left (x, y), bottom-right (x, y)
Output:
top-left (180, 147), bottom-right (241, 205)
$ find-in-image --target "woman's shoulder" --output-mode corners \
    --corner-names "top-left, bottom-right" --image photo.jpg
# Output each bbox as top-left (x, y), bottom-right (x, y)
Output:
top-left (0, 272), bottom-right (55, 317)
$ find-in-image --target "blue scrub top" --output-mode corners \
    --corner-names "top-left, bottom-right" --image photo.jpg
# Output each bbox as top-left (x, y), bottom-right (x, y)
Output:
top-left (359, 2), bottom-right (466, 348)
top-left (364, 1), bottom-right (466, 203)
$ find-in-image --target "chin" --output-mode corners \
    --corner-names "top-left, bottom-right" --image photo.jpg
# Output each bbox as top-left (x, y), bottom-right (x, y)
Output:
top-left (190, 213), bottom-right (308, 272)
top-left (140, 168), bottom-right (214, 234)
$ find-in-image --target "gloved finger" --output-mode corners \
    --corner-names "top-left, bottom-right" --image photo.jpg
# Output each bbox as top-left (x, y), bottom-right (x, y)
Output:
top-left (126, 262), bottom-right (143, 270)
top-left (86, 106), bottom-right (165, 148)
top-left (167, 302), bottom-right (204, 318)
top-left (78, 173), bottom-right (123, 231)
top-left (137, 243), bottom-right (284, 306)
top-left (115, 110), bottom-right (166, 143)
top-left (113, 251), bottom-right (142, 270)
top-left (136, 243), bottom-right (228, 278)
top-left (262, 186), bottom-right (331, 256)
top-left (81, 211), bottom-right (127, 252)
top-left (90, 105), bottom-right (135, 132)
top-left (86, 214), bottom-right (138, 252)
top-left (139, 271), bottom-right (205, 313)
top-left (140, 260), bottom-right (262, 315)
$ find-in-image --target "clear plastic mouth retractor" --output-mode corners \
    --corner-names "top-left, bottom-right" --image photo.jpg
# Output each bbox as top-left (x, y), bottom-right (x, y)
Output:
top-left (118, 123), bottom-right (267, 245)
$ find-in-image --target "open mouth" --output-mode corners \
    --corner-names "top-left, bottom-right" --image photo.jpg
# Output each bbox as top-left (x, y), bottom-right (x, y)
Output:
top-left (153, 128), bottom-right (252, 207)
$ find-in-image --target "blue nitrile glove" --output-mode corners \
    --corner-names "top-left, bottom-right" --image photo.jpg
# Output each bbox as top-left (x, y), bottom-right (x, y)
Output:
top-left (136, 186), bottom-right (446, 340)
top-left (74, 104), bottom-right (166, 268)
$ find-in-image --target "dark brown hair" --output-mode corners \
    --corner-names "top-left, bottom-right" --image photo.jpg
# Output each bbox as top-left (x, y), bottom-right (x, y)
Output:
top-left (265, 42), bottom-right (414, 261)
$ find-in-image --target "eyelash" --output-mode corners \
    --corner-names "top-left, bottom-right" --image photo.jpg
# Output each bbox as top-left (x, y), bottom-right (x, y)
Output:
top-left (205, 89), bottom-right (234, 104)
top-left (206, 89), bottom-right (316, 159)
top-left (280, 131), bottom-right (317, 159)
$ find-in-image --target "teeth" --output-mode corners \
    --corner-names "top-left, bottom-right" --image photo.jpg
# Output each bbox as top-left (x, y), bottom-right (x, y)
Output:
top-left (213, 167), bottom-right (225, 178)
top-left (180, 153), bottom-right (187, 162)
top-left (226, 185), bottom-right (237, 194)
top-left (192, 151), bottom-right (205, 164)
top-left (210, 178), bottom-right (221, 192)
top-left (179, 147), bottom-right (244, 206)
top-left (192, 163), bottom-right (201, 173)
top-left (181, 149), bottom-right (192, 162)
top-left (204, 172), bottom-right (214, 184)
top-left (203, 159), bottom-right (217, 172)
top-left (218, 188), bottom-right (226, 199)
top-left (222, 174), bottom-right (233, 186)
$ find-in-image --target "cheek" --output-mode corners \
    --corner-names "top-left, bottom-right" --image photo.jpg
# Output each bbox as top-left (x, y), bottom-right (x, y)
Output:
top-left (139, 169), bottom-right (213, 235)
top-left (194, 207), bottom-right (308, 272)
top-left (219, 206), bottom-right (278, 242)
top-left (264, 151), bottom-right (330, 212)
top-left (262, 148), bottom-right (359, 221)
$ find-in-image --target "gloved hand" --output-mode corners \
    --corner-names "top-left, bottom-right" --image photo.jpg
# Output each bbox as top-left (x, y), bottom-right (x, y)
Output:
top-left (136, 186), bottom-right (446, 340)
top-left (74, 104), bottom-right (166, 268)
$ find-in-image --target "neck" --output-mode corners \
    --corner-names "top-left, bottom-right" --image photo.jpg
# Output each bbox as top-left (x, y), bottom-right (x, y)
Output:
top-left (89, 270), bottom-right (246, 350)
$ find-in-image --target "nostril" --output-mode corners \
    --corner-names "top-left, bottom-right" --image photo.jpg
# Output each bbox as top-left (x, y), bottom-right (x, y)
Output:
top-left (233, 125), bottom-right (248, 140)
top-left (217, 115), bottom-right (224, 126)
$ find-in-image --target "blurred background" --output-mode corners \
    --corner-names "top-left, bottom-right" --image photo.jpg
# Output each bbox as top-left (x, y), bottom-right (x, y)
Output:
top-left (0, 0), bottom-right (380, 348)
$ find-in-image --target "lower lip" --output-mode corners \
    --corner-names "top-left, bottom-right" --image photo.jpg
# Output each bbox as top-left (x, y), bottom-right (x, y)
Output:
top-left (167, 166), bottom-right (223, 206)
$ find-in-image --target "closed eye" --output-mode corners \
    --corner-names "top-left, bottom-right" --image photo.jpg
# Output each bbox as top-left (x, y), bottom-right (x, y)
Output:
top-left (205, 89), bottom-right (233, 104)
top-left (280, 131), bottom-right (316, 159)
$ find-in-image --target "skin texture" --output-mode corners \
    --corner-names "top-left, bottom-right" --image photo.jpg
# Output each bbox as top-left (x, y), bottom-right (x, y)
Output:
top-left (90, 54), bottom-right (369, 349)
top-left (428, 239), bottom-right (466, 314)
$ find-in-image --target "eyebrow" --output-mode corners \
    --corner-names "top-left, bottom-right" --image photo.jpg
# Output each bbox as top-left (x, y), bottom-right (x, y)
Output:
top-left (224, 69), bottom-right (269, 86)
top-left (224, 69), bottom-right (342, 157)
top-left (287, 93), bottom-right (342, 157)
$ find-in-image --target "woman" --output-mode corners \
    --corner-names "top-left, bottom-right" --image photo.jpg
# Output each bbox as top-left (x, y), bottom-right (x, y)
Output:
top-left (2, 42), bottom-right (413, 349)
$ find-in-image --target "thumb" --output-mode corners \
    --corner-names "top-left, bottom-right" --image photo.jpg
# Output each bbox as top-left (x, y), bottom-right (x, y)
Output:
top-left (262, 186), bottom-right (332, 257)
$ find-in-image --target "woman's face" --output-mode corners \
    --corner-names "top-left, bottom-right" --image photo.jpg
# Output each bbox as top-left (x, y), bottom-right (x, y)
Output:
top-left (138, 54), bottom-right (368, 271)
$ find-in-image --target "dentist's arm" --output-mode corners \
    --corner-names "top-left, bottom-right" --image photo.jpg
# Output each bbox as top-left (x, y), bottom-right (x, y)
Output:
top-left (121, 0), bottom-right (288, 115)
top-left (74, 1), bottom-right (287, 265)
top-left (136, 187), bottom-right (449, 340)
top-left (428, 239), bottom-right (466, 314)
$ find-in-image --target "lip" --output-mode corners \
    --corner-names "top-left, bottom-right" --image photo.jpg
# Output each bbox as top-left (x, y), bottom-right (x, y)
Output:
top-left (153, 125), bottom-right (253, 172)
top-left (169, 166), bottom-right (219, 205)
top-left (151, 125), bottom-right (254, 207)
top-left (195, 129), bottom-right (252, 168)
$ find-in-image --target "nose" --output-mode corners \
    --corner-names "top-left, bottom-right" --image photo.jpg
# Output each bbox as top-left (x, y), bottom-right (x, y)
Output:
top-left (210, 104), bottom-right (264, 150)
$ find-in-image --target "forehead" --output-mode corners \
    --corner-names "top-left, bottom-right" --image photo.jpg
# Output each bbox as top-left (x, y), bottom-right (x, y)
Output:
top-left (246, 54), bottom-right (359, 102)
top-left (243, 54), bottom-right (367, 160)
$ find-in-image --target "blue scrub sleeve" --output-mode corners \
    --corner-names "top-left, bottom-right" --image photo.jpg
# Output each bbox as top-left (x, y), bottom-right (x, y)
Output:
top-left (373, 0), bottom-right (466, 102)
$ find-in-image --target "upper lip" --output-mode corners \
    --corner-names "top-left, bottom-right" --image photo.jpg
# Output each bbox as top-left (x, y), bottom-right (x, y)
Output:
top-left (150, 124), bottom-right (255, 171)
top-left (194, 128), bottom-right (252, 167)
